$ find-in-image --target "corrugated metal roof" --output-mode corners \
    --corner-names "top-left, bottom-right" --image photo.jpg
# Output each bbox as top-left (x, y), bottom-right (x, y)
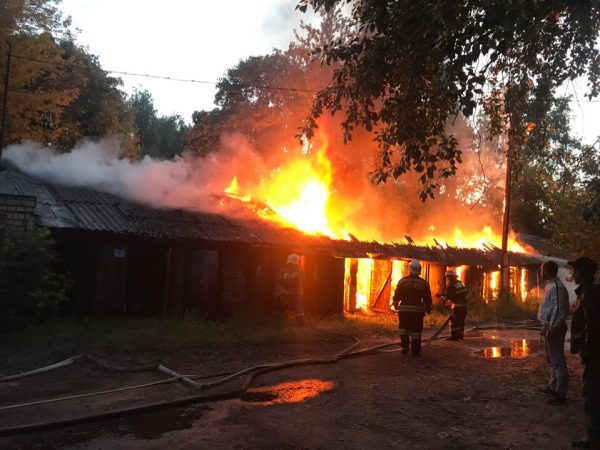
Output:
top-left (1, 168), bottom-right (544, 267)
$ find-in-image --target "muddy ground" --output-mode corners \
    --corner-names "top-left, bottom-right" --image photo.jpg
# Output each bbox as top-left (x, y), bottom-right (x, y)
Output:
top-left (0, 327), bottom-right (589, 449)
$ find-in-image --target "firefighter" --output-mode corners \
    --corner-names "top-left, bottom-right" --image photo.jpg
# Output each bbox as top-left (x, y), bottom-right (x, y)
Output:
top-left (392, 259), bottom-right (432, 357)
top-left (276, 254), bottom-right (306, 327)
top-left (442, 270), bottom-right (469, 341)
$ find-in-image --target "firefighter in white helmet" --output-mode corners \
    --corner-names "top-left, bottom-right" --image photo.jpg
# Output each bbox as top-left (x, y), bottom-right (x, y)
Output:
top-left (392, 259), bottom-right (433, 356)
top-left (276, 254), bottom-right (306, 326)
top-left (440, 269), bottom-right (469, 341)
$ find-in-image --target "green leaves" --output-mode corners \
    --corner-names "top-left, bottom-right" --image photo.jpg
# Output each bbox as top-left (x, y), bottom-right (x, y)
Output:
top-left (0, 226), bottom-right (72, 329)
top-left (129, 90), bottom-right (188, 159)
top-left (298, 0), bottom-right (600, 200)
top-left (1, 33), bottom-right (137, 153)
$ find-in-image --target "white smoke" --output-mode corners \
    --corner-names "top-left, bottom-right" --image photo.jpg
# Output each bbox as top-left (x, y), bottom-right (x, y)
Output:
top-left (1, 137), bottom-right (263, 214)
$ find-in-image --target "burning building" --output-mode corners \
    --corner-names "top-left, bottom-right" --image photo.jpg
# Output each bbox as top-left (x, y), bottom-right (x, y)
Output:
top-left (1, 117), bottom-right (567, 317)
top-left (0, 161), bottom-right (549, 318)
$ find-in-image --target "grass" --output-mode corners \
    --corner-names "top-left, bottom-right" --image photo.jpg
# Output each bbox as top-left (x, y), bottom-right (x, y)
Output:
top-left (0, 299), bottom-right (540, 358)
top-left (0, 314), bottom-right (308, 352)
top-left (467, 295), bottom-right (539, 323)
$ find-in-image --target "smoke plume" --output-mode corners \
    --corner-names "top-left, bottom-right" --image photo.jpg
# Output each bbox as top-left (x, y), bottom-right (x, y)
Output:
top-left (1, 118), bottom-right (511, 247)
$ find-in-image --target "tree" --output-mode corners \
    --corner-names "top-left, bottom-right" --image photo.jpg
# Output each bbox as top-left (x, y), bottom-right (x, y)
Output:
top-left (184, 7), bottom-right (352, 159)
top-left (0, 0), bottom-right (67, 39)
top-left (185, 50), bottom-right (317, 158)
top-left (507, 97), bottom-right (582, 237)
top-left (297, 0), bottom-right (600, 200)
top-left (1, 1), bottom-right (138, 154)
top-left (129, 89), bottom-right (189, 159)
top-left (1, 33), bottom-right (137, 154)
top-left (59, 37), bottom-right (137, 156)
top-left (547, 140), bottom-right (600, 263)
top-left (2, 32), bottom-right (80, 146)
top-left (0, 226), bottom-right (72, 330)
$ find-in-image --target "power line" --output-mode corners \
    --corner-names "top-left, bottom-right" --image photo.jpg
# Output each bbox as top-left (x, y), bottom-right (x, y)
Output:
top-left (7, 52), bottom-right (600, 102)
top-left (9, 53), bottom-right (318, 94)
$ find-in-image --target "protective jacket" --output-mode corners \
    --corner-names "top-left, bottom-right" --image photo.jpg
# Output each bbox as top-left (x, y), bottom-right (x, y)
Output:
top-left (393, 275), bottom-right (432, 313)
top-left (444, 280), bottom-right (469, 309)
top-left (278, 263), bottom-right (305, 296)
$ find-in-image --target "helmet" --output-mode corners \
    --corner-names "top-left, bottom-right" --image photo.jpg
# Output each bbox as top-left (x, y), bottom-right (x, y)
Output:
top-left (445, 270), bottom-right (457, 278)
top-left (287, 253), bottom-right (300, 265)
top-left (408, 259), bottom-right (421, 274)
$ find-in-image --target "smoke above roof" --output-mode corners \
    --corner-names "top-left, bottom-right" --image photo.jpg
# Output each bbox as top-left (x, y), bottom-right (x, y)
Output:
top-left (1, 115), bottom-right (513, 249)
top-left (1, 135), bottom-right (264, 216)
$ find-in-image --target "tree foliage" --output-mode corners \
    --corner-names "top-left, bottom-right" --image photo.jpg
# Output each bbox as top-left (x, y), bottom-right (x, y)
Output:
top-left (0, 33), bottom-right (137, 154)
top-left (185, 50), bottom-right (316, 158)
top-left (0, 226), bottom-right (72, 329)
top-left (0, 0), bottom-right (67, 39)
top-left (545, 139), bottom-right (600, 262)
top-left (129, 89), bottom-right (189, 159)
top-left (0, 0), bottom-right (139, 155)
top-left (185, 7), bottom-right (351, 158)
top-left (297, 0), bottom-right (600, 200)
top-left (59, 38), bottom-right (137, 155)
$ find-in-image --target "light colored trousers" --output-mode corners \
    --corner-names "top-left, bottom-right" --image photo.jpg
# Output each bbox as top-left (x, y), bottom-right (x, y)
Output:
top-left (545, 322), bottom-right (569, 396)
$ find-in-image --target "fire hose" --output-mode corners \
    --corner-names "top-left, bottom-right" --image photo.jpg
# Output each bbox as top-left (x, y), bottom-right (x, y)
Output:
top-left (0, 332), bottom-right (407, 436)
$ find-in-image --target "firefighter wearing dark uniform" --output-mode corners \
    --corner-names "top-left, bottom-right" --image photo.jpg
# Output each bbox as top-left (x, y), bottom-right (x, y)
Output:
top-left (392, 260), bottom-right (432, 356)
top-left (277, 254), bottom-right (306, 327)
top-left (443, 270), bottom-right (469, 341)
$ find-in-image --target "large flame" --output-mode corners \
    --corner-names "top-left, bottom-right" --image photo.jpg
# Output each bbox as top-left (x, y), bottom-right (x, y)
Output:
top-left (425, 225), bottom-right (527, 253)
top-left (222, 130), bottom-right (535, 310)
top-left (224, 132), bottom-right (339, 237)
top-left (257, 147), bottom-right (334, 236)
top-left (222, 130), bottom-right (530, 254)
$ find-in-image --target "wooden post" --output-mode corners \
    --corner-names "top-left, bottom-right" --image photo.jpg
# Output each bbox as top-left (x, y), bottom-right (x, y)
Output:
top-left (163, 245), bottom-right (173, 317)
top-left (346, 258), bottom-right (358, 311)
top-left (499, 135), bottom-right (512, 301)
top-left (0, 40), bottom-right (11, 154)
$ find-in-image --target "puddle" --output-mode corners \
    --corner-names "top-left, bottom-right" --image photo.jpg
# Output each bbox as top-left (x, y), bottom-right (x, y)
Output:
top-left (476, 339), bottom-right (542, 358)
top-left (243, 379), bottom-right (335, 405)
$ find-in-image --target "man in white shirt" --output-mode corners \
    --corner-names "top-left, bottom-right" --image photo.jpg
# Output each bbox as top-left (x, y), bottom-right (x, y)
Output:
top-left (537, 260), bottom-right (570, 405)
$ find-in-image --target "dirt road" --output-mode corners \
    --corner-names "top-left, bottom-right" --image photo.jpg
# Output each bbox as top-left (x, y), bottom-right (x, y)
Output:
top-left (0, 328), bottom-right (588, 449)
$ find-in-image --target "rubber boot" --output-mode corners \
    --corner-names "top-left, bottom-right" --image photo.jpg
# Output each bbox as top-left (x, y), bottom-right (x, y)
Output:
top-left (295, 313), bottom-right (306, 327)
top-left (400, 335), bottom-right (410, 354)
top-left (411, 338), bottom-right (421, 357)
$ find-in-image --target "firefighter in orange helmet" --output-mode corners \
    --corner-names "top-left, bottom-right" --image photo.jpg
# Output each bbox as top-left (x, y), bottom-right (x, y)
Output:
top-left (442, 269), bottom-right (469, 341)
top-left (392, 260), bottom-right (433, 356)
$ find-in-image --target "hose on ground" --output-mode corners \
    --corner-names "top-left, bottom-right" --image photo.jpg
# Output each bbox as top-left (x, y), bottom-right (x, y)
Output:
top-left (0, 354), bottom-right (158, 384)
top-left (0, 332), bottom-right (404, 436)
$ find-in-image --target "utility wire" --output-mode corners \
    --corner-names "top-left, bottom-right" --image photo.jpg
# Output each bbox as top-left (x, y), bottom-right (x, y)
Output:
top-left (8, 53), bottom-right (600, 102)
top-left (9, 53), bottom-right (318, 94)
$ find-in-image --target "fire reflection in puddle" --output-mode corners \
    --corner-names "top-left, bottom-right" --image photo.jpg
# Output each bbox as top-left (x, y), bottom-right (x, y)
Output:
top-left (243, 379), bottom-right (335, 405)
top-left (476, 339), bottom-right (542, 358)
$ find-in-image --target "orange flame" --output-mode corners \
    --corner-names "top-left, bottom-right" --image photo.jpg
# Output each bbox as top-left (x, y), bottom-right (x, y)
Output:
top-left (427, 225), bottom-right (527, 253)
top-left (258, 147), bottom-right (334, 236)
top-left (355, 259), bottom-right (372, 310)
top-left (224, 177), bottom-right (252, 202)
top-left (223, 132), bottom-right (342, 237)
top-left (221, 130), bottom-right (531, 256)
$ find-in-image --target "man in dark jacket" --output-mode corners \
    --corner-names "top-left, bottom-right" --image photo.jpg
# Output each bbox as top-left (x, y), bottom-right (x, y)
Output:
top-left (392, 259), bottom-right (432, 357)
top-left (570, 256), bottom-right (600, 448)
top-left (441, 270), bottom-right (469, 341)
